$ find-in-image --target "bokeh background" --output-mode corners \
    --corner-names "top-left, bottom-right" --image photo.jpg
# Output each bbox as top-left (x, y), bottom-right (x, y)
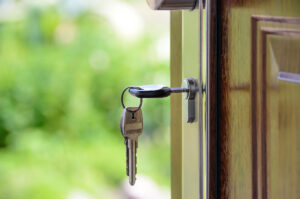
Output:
top-left (0, 0), bottom-right (170, 198)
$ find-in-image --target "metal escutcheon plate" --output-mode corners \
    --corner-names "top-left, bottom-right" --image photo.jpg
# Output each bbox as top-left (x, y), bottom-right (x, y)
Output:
top-left (182, 78), bottom-right (198, 123)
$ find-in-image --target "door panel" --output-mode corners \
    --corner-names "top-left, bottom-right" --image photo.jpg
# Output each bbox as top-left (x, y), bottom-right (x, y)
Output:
top-left (170, 1), bottom-right (300, 198)
top-left (252, 18), bottom-right (300, 198)
top-left (207, 1), bottom-right (300, 198)
top-left (263, 30), bottom-right (300, 198)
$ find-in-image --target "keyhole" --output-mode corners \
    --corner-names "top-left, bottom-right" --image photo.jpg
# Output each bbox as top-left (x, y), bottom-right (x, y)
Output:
top-left (131, 113), bottom-right (135, 119)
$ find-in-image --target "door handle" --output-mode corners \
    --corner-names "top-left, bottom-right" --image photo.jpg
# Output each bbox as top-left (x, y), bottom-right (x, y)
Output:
top-left (146, 0), bottom-right (198, 10)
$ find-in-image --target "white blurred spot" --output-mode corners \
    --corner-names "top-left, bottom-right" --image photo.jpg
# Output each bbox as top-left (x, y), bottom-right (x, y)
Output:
top-left (93, 0), bottom-right (144, 41)
top-left (154, 73), bottom-right (169, 86)
top-left (54, 22), bottom-right (77, 44)
top-left (89, 50), bottom-right (110, 70)
top-left (0, 0), bottom-right (25, 22)
top-left (68, 190), bottom-right (94, 199)
top-left (155, 34), bottom-right (170, 60)
top-left (122, 175), bottom-right (170, 199)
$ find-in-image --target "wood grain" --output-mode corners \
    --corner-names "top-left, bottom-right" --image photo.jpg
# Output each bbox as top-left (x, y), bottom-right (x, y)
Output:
top-left (170, 10), bottom-right (182, 199)
top-left (206, 0), bottom-right (219, 198)
top-left (182, 10), bottom-right (200, 199)
top-left (205, 1), bottom-right (300, 199)
top-left (252, 16), bottom-right (300, 199)
top-left (260, 26), bottom-right (300, 199)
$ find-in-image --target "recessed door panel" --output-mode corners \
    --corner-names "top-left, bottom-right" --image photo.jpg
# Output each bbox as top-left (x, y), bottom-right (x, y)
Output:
top-left (265, 31), bottom-right (300, 199)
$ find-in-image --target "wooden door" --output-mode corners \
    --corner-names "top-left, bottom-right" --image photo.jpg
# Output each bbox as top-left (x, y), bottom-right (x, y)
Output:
top-left (205, 0), bottom-right (300, 198)
top-left (168, 0), bottom-right (300, 199)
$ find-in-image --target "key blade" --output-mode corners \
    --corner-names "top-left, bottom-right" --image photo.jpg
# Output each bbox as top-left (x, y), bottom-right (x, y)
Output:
top-left (128, 139), bottom-right (137, 185)
top-left (124, 138), bottom-right (129, 176)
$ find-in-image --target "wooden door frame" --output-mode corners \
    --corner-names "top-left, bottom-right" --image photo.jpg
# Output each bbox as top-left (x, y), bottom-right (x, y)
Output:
top-left (170, 4), bottom-right (206, 199)
top-left (206, 0), bottom-right (218, 198)
top-left (170, 10), bottom-right (183, 199)
top-left (170, 1), bottom-right (218, 197)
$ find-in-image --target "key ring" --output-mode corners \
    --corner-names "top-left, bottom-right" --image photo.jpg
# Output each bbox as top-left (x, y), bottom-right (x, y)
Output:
top-left (121, 86), bottom-right (143, 113)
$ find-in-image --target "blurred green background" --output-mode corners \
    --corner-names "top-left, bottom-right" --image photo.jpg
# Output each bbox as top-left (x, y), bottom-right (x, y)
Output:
top-left (0, 0), bottom-right (170, 198)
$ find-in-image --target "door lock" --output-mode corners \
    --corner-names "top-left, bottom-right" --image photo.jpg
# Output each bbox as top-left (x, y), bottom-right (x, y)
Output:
top-left (128, 78), bottom-right (198, 123)
top-left (120, 79), bottom-right (198, 185)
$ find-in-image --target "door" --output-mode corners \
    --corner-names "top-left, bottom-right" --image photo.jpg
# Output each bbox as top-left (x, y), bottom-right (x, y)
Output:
top-left (206, 1), bottom-right (300, 199)
top-left (149, 0), bottom-right (300, 198)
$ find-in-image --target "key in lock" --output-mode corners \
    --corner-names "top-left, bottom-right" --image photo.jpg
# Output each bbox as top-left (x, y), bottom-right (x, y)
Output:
top-left (128, 78), bottom-right (199, 123)
top-left (120, 77), bottom-right (199, 186)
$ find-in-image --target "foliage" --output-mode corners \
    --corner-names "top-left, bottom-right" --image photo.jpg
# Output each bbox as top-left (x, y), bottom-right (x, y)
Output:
top-left (0, 4), bottom-right (170, 199)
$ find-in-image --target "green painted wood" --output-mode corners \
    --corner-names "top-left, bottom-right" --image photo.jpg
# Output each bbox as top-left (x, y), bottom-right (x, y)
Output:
top-left (182, 10), bottom-right (200, 199)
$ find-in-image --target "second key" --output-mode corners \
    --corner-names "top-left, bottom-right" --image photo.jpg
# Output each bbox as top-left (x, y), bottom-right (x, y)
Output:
top-left (120, 107), bottom-right (143, 185)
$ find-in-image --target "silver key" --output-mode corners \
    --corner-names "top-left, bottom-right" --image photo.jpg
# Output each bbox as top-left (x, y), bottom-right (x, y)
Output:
top-left (120, 107), bottom-right (143, 185)
top-left (120, 117), bottom-right (129, 176)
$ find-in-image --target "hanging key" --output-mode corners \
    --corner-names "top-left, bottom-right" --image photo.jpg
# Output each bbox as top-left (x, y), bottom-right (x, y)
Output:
top-left (120, 107), bottom-right (143, 186)
top-left (119, 78), bottom-right (198, 186)
top-left (120, 87), bottom-right (143, 186)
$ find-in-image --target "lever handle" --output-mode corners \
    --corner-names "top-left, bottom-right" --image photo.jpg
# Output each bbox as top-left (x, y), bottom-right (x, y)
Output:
top-left (129, 85), bottom-right (188, 98)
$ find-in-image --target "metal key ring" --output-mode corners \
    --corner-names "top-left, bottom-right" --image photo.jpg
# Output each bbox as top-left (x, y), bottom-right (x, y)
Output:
top-left (121, 86), bottom-right (143, 112)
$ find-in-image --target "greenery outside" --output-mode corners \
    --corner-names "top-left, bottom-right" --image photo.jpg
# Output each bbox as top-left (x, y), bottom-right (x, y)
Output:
top-left (0, 0), bottom-right (170, 198)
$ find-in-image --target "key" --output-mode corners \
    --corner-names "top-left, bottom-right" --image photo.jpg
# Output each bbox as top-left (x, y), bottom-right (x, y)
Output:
top-left (125, 138), bottom-right (129, 176)
top-left (128, 84), bottom-right (188, 98)
top-left (120, 107), bottom-right (143, 185)
top-left (120, 115), bottom-right (129, 176)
